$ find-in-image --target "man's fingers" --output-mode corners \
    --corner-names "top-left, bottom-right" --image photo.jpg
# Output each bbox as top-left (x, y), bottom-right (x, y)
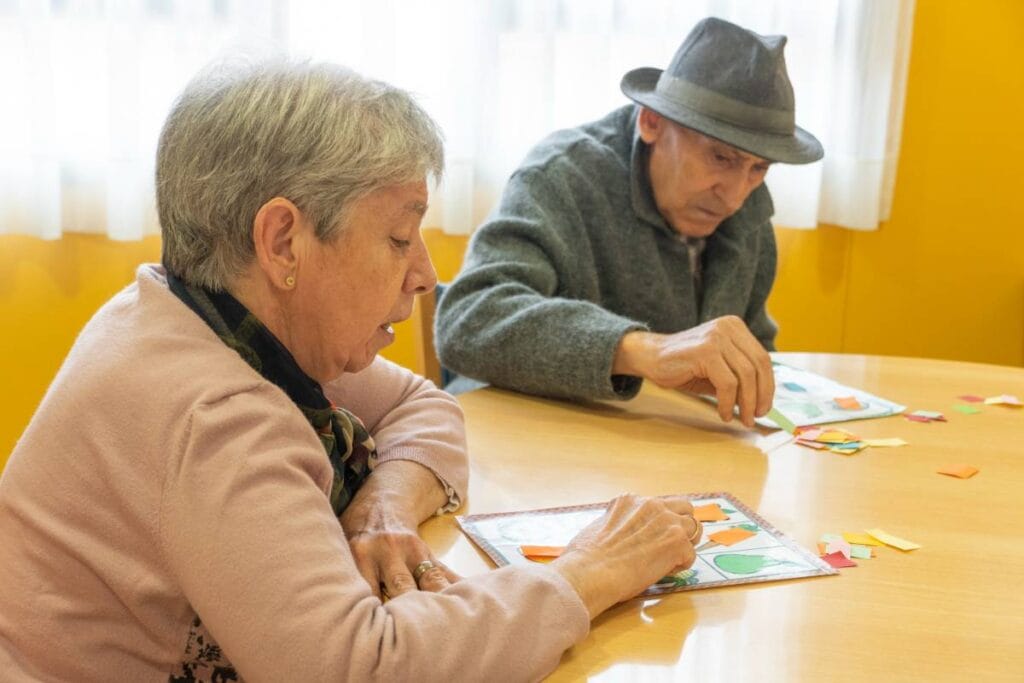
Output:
top-left (720, 342), bottom-right (758, 427)
top-left (730, 329), bottom-right (775, 416)
top-left (706, 356), bottom-right (739, 422)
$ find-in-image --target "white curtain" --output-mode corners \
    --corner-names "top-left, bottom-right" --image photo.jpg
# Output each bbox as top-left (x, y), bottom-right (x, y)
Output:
top-left (0, 0), bottom-right (914, 240)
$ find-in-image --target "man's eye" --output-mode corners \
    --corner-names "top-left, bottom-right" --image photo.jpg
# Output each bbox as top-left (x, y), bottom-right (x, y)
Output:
top-left (715, 154), bottom-right (731, 164)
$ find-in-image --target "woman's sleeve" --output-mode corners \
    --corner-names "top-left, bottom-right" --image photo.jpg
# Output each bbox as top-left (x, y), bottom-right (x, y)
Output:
top-left (322, 356), bottom-right (468, 511)
top-left (160, 385), bottom-right (589, 681)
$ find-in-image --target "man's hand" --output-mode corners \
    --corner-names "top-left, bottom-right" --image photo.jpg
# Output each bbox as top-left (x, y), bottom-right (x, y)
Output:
top-left (339, 460), bottom-right (460, 599)
top-left (612, 315), bottom-right (774, 427)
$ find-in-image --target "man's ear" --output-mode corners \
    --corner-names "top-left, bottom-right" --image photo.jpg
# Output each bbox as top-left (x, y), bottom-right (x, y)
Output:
top-left (252, 197), bottom-right (305, 291)
top-left (637, 107), bottom-right (665, 145)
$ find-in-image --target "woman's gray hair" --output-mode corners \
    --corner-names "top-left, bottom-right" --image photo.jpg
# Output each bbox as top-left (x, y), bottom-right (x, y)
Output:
top-left (157, 58), bottom-right (445, 290)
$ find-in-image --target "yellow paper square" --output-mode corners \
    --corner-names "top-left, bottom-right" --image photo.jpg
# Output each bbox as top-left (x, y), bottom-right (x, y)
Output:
top-left (865, 528), bottom-right (921, 551)
top-left (864, 438), bottom-right (908, 448)
top-left (842, 532), bottom-right (884, 546)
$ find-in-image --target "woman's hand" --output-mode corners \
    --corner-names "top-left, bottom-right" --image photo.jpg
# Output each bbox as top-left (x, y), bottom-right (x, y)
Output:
top-left (551, 494), bottom-right (701, 619)
top-left (339, 461), bottom-right (460, 599)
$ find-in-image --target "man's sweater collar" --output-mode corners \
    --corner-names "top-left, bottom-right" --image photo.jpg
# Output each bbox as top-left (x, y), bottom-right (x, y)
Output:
top-left (627, 108), bottom-right (676, 236)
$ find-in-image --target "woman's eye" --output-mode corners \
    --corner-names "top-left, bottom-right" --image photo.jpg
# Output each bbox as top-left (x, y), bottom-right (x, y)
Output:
top-left (390, 237), bottom-right (411, 249)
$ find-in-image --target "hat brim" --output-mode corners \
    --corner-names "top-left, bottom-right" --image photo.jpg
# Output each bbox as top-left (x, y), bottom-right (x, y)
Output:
top-left (621, 67), bottom-right (823, 165)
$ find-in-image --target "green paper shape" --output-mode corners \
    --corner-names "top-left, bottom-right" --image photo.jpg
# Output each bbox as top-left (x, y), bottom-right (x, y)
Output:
top-left (850, 544), bottom-right (872, 560)
top-left (713, 553), bottom-right (791, 575)
top-left (767, 407), bottom-right (797, 433)
top-left (953, 404), bottom-right (981, 415)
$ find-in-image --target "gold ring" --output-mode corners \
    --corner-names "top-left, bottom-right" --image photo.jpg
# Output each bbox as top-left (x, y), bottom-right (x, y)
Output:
top-left (412, 560), bottom-right (436, 582)
top-left (688, 521), bottom-right (703, 544)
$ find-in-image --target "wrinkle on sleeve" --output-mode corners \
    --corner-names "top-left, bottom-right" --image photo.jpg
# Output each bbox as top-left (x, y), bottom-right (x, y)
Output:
top-left (323, 356), bottom-right (467, 511)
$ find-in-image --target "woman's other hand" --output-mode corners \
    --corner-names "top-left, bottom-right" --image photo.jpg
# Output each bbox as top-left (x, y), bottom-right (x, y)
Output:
top-left (551, 494), bottom-right (701, 619)
top-left (339, 461), bottom-right (460, 599)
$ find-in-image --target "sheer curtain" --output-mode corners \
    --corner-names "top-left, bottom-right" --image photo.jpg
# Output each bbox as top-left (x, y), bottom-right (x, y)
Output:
top-left (0, 0), bottom-right (914, 240)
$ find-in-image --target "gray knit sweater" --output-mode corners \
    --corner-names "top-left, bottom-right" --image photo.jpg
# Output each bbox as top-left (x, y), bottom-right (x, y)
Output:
top-left (436, 105), bottom-right (778, 401)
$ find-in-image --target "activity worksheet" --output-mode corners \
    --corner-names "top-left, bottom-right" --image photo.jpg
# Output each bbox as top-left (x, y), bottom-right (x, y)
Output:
top-left (457, 492), bottom-right (835, 596)
top-left (758, 362), bottom-right (906, 430)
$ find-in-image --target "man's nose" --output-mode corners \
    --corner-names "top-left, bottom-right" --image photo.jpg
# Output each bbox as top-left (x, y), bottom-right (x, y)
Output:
top-left (717, 170), bottom-right (758, 213)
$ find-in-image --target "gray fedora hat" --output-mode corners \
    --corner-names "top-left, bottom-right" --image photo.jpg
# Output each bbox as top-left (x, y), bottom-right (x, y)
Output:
top-left (621, 17), bottom-right (823, 164)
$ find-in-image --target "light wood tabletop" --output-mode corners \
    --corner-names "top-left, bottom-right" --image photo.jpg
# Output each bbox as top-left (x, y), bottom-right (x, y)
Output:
top-left (419, 353), bottom-right (1024, 682)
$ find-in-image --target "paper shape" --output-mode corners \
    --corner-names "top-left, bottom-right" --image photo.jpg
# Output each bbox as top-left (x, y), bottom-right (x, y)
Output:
top-left (795, 439), bottom-right (828, 450)
top-left (985, 394), bottom-right (1022, 407)
top-left (842, 532), bottom-right (884, 547)
top-left (863, 438), bottom-right (908, 447)
top-left (825, 540), bottom-right (852, 559)
top-left (957, 394), bottom-right (984, 403)
top-left (953, 404), bottom-right (982, 415)
top-left (821, 551), bottom-right (857, 568)
top-left (905, 410), bottom-right (946, 423)
top-left (813, 429), bottom-right (858, 444)
top-left (783, 382), bottom-right (807, 392)
top-left (829, 440), bottom-right (865, 450)
top-left (849, 544), bottom-right (873, 560)
top-left (519, 545), bottom-right (564, 558)
top-left (693, 503), bottom-right (728, 522)
top-left (713, 553), bottom-right (800, 575)
top-left (708, 527), bottom-right (757, 546)
top-left (936, 464), bottom-right (979, 479)
top-left (834, 396), bottom-right (865, 411)
top-left (865, 528), bottom-right (921, 551)
top-left (817, 542), bottom-right (827, 555)
top-left (767, 407), bottom-right (797, 433)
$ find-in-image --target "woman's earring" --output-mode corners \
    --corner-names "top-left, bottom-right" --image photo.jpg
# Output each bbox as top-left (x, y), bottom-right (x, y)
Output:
top-left (284, 275), bottom-right (296, 288)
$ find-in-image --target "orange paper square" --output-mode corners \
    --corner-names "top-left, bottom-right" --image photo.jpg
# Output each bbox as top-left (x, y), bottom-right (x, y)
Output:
top-left (519, 545), bottom-right (564, 558)
top-left (834, 396), bottom-right (864, 410)
top-left (708, 527), bottom-right (757, 546)
top-left (936, 464), bottom-right (979, 479)
top-left (693, 503), bottom-right (728, 522)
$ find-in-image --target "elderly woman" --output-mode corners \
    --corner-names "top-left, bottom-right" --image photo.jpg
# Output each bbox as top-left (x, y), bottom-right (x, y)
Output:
top-left (0, 61), bottom-right (702, 681)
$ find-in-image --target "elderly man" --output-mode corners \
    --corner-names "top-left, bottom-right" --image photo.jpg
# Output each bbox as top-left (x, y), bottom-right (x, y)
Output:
top-left (436, 17), bottom-right (823, 427)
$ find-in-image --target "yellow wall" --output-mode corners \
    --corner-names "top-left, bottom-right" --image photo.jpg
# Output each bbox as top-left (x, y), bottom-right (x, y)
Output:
top-left (3, 1), bottom-right (1023, 469)
top-left (0, 235), bottom-right (164, 466)
top-left (770, 0), bottom-right (1024, 364)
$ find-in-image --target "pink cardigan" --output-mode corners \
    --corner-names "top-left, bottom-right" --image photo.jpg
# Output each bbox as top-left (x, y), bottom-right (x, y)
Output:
top-left (0, 265), bottom-right (588, 682)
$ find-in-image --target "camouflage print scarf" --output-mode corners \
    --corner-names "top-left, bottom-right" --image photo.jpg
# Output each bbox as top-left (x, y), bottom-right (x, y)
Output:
top-left (167, 271), bottom-right (377, 516)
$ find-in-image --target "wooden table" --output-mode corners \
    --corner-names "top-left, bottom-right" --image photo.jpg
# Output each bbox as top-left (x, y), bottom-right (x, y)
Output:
top-left (420, 353), bottom-right (1024, 681)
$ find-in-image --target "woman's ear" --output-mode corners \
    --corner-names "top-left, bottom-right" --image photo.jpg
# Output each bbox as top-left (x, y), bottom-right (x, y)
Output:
top-left (252, 197), bottom-right (305, 291)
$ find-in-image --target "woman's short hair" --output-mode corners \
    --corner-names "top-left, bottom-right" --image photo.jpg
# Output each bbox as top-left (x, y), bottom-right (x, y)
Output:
top-left (157, 59), bottom-right (445, 291)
